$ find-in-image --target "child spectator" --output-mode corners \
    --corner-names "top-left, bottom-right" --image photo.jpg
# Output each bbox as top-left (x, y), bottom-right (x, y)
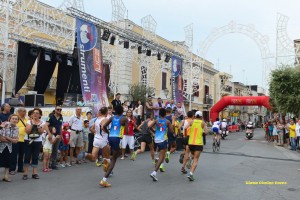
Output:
top-left (59, 123), bottom-right (71, 167)
top-left (82, 120), bottom-right (89, 163)
top-left (42, 126), bottom-right (57, 172)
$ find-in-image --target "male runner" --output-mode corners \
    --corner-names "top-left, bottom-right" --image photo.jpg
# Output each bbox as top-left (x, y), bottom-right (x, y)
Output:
top-left (180, 111), bottom-right (194, 174)
top-left (100, 105), bottom-right (128, 187)
top-left (187, 111), bottom-right (207, 181)
top-left (148, 108), bottom-right (174, 181)
top-left (86, 107), bottom-right (111, 172)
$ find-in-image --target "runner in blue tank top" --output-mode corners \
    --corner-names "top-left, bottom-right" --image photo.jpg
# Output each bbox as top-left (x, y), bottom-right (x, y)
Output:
top-left (100, 105), bottom-right (128, 187)
top-left (148, 108), bottom-right (174, 182)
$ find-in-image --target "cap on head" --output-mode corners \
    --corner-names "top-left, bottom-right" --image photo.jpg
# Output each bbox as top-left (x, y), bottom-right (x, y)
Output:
top-left (63, 122), bottom-right (69, 127)
top-left (195, 111), bottom-right (202, 117)
top-left (223, 119), bottom-right (226, 122)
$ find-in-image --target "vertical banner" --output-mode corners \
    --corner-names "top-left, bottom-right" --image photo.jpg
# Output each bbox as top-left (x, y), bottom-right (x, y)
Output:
top-left (76, 18), bottom-right (109, 113)
top-left (171, 56), bottom-right (184, 105)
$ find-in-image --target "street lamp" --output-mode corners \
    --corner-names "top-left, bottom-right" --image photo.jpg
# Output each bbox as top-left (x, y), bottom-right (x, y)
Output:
top-left (164, 88), bottom-right (169, 99)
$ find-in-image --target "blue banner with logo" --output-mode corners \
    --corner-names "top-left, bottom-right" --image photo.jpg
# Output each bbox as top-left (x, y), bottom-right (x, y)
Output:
top-left (76, 18), bottom-right (109, 113)
top-left (171, 56), bottom-right (184, 105)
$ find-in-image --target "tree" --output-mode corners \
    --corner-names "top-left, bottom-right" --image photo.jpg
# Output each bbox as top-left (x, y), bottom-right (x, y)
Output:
top-left (269, 65), bottom-right (300, 115)
top-left (128, 83), bottom-right (155, 103)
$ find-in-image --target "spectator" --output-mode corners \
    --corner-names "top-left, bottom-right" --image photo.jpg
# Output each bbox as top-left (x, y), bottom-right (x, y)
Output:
top-left (0, 103), bottom-right (11, 123)
top-left (277, 120), bottom-right (284, 146)
top-left (82, 120), bottom-right (89, 163)
top-left (23, 108), bottom-right (45, 180)
top-left (9, 107), bottom-right (27, 174)
top-left (77, 97), bottom-right (85, 107)
top-left (0, 114), bottom-right (19, 182)
top-left (44, 105), bottom-right (63, 170)
top-left (136, 100), bottom-right (143, 125)
top-left (42, 126), bottom-right (58, 172)
top-left (145, 96), bottom-right (154, 120)
top-left (176, 102), bottom-right (184, 121)
top-left (59, 123), bottom-right (71, 168)
top-left (69, 107), bottom-right (84, 165)
top-left (153, 98), bottom-right (163, 119)
top-left (296, 120), bottom-right (300, 150)
top-left (14, 93), bottom-right (24, 106)
top-left (122, 101), bottom-right (129, 116)
top-left (289, 119), bottom-right (296, 151)
top-left (111, 93), bottom-right (122, 114)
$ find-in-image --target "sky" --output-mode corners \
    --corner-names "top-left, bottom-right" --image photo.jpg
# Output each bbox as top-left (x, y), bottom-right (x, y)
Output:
top-left (40, 0), bottom-right (300, 89)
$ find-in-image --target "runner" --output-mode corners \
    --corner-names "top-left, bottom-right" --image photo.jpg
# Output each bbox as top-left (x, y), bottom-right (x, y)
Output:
top-left (131, 113), bottom-right (155, 163)
top-left (148, 108), bottom-right (174, 182)
top-left (100, 105), bottom-right (128, 187)
top-left (165, 108), bottom-right (175, 163)
top-left (180, 111), bottom-right (194, 174)
top-left (86, 107), bottom-right (111, 173)
top-left (187, 111), bottom-right (207, 181)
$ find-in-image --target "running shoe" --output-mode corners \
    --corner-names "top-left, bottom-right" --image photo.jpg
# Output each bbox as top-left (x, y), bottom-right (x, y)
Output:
top-left (120, 157), bottom-right (125, 160)
top-left (179, 154), bottom-right (184, 164)
top-left (103, 159), bottom-right (110, 173)
top-left (150, 173), bottom-right (158, 181)
top-left (96, 161), bottom-right (102, 167)
top-left (187, 174), bottom-right (195, 181)
top-left (99, 180), bottom-right (111, 187)
top-left (152, 160), bottom-right (156, 165)
top-left (165, 151), bottom-right (170, 163)
top-left (60, 164), bottom-right (66, 168)
top-left (159, 165), bottom-right (166, 172)
top-left (65, 163), bottom-right (72, 167)
top-left (186, 158), bottom-right (193, 169)
top-left (130, 151), bottom-right (137, 161)
top-left (181, 167), bottom-right (187, 174)
top-left (109, 171), bottom-right (113, 176)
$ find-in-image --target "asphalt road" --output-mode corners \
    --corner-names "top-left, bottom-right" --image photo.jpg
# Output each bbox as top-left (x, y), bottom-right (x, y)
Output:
top-left (1, 129), bottom-right (300, 200)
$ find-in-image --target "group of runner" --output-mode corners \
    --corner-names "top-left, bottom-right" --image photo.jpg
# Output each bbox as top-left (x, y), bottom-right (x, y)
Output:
top-left (90, 104), bottom-right (207, 187)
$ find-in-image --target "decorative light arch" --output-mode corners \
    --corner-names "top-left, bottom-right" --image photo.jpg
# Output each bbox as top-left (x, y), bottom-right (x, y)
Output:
top-left (197, 21), bottom-right (274, 89)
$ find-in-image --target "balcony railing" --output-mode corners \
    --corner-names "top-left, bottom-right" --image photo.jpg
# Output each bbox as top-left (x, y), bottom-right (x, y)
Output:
top-left (204, 96), bottom-right (213, 104)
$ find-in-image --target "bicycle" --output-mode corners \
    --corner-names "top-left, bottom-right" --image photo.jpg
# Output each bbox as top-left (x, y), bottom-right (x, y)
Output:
top-left (212, 132), bottom-right (220, 152)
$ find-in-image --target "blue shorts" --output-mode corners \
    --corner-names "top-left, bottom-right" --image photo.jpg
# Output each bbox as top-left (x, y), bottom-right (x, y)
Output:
top-left (168, 133), bottom-right (176, 143)
top-left (212, 127), bottom-right (220, 134)
top-left (109, 137), bottom-right (121, 151)
top-left (156, 140), bottom-right (168, 151)
top-left (59, 143), bottom-right (69, 151)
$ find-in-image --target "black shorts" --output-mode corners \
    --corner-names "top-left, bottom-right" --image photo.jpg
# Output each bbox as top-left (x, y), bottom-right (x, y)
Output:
top-left (188, 145), bottom-right (203, 152)
top-left (142, 134), bottom-right (153, 145)
top-left (183, 136), bottom-right (189, 146)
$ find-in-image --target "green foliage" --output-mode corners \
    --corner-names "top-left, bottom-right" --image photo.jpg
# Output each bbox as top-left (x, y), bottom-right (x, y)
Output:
top-left (128, 83), bottom-right (155, 103)
top-left (269, 65), bottom-right (300, 115)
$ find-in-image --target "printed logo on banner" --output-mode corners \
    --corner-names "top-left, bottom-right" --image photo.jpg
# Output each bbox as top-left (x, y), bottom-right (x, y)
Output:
top-left (79, 23), bottom-right (97, 51)
top-left (172, 59), bottom-right (181, 77)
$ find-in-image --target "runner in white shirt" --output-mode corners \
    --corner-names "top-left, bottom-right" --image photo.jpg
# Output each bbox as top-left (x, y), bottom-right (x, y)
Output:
top-left (86, 107), bottom-right (111, 172)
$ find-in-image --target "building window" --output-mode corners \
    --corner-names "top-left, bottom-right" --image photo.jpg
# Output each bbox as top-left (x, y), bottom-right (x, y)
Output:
top-left (140, 66), bottom-right (147, 86)
top-left (194, 84), bottom-right (200, 97)
top-left (162, 72), bottom-right (167, 90)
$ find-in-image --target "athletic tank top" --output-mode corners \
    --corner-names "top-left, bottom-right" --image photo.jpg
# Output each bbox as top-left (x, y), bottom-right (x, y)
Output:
top-left (188, 119), bottom-right (203, 146)
top-left (110, 115), bottom-right (122, 138)
top-left (155, 118), bottom-right (168, 143)
top-left (95, 117), bottom-right (108, 139)
top-left (142, 119), bottom-right (151, 135)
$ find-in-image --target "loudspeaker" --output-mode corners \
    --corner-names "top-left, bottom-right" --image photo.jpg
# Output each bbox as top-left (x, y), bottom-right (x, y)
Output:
top-left (25, 94), bottom-right (44, 107)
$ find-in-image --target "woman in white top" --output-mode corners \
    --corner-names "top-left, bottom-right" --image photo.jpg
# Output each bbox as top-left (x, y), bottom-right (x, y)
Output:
top-left (86, 107), bottom-right (111, 172)
top-left (23, 108), bottom-right (45, 180)
top-left (136, 100), bottom-right (143, 125)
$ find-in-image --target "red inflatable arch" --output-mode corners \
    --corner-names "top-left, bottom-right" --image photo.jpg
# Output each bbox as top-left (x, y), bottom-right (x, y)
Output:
top-left (210, 96), bottom-right (271, 122)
